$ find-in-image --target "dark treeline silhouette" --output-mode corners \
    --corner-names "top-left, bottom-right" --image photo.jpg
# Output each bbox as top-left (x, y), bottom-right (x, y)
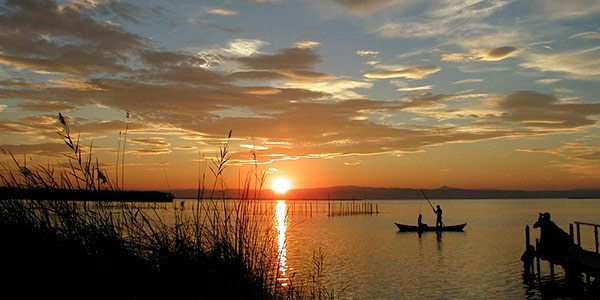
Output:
top-left (0, 186), bottom-right (173, 202)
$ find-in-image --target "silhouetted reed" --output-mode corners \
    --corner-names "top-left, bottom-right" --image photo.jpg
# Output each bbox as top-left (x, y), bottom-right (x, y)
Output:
top-left (1, 113), bottom-right (115, 191)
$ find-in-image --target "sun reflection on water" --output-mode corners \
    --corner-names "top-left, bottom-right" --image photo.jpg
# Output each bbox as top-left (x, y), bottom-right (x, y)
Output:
top-left (274, 200), bottom-right (289, 286)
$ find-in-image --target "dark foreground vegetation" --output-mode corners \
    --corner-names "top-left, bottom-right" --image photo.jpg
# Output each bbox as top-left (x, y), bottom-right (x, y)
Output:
top-left (0, 199), bottom-right (274, 299)
top-left (0, 114), bottom-right (338, 299)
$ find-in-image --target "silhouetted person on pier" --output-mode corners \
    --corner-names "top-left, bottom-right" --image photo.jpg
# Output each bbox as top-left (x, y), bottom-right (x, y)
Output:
top-left (418, 214), bottom-right (428, 228)
top-left (434, 205), bottom-right (443, 227)
top-left (533, 212), bottom-right (577, 254)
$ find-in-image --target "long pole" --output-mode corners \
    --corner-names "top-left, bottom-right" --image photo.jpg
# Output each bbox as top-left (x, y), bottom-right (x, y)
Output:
top-left (420, 189), bottom-right (435, 212)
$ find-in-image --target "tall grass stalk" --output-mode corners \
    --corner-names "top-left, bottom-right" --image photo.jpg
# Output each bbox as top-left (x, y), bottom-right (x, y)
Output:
top-left (121, 110), bottom-right (129, 190)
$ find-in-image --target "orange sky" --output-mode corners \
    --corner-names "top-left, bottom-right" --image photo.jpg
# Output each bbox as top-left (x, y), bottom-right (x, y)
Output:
top-left (1, 0), bottom-right (600, 191)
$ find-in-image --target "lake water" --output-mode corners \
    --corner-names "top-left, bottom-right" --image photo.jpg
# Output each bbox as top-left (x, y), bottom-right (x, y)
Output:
top-left (249, 198), bottom-right (600, 299)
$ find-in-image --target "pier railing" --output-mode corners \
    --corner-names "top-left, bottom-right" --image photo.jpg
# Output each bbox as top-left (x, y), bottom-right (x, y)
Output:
top-left (573, 221), bottom-right (600, 253)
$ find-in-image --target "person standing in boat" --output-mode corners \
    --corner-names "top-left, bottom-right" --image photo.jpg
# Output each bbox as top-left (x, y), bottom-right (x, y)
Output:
top-left (434, 205), bottom-right (443, 227)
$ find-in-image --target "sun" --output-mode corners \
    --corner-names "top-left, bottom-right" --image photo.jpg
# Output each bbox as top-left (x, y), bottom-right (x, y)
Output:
top-left (272, 178), bottom-right (292, 194)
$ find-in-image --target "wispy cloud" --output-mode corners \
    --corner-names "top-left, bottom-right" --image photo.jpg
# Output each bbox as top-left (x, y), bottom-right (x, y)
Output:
top-left (221, 39), bottom-right (270, 57)
top-left (535, 78), bottom-right (561, 85)
top-left (356, 50), bottom-right (379, 56)
top-left (206, 8), bottom-right (239, 16)
top-left (292, 41), bottom-right (320, 48)
top-left (323, 0), bottom-right (414, 16)
top-left (397, 85), bottom-right (433, 92)
top-left (520, 46), bottom-right (600, 80)
top-left (364, 65), bottom-right (440, 79)
top-left (236, 47), bottom-right (322, 70)
top-left (453, 78), bottom-right (483, 85)
top-left (440, 47), bottom-right (520, 62)
top-left (132, 138), bottom-right (170, 146)
top-left (569, 32), bottom-right (600, 39)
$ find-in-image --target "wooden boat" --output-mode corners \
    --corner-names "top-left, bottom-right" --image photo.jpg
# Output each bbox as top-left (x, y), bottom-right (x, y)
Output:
top-left (395, 222), bottom-right (466, 232)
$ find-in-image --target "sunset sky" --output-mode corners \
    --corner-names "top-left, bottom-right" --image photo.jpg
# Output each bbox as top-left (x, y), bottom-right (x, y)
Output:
top-left (1, 0), bottom-right (600, 191)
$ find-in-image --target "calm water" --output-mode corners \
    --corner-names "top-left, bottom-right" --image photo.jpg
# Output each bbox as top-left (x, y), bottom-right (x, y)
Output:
top-left (261, 198), bottom-right (600, 299)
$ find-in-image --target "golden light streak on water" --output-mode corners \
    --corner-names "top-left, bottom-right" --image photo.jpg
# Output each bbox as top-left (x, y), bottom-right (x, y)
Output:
top-left (274, 200), bottom-right (289, 286)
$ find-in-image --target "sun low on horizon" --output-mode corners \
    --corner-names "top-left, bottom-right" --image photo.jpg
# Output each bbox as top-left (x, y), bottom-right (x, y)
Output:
top-left (272, 178), bottom-right (292, 194)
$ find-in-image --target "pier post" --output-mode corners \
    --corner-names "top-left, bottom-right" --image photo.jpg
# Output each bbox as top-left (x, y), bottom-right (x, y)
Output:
top-left (577, 223), bottom-right (581, 247)
top-left (595, 226), bottom-right (599, 253)
top-left (526, 225), bottom-right (530, 247)
top-left (525, 225), bottom-right (534, 274)
top-left (536, 238), bottom-right (541, 278)
top-left (570, 224), bottom-right (574, 244)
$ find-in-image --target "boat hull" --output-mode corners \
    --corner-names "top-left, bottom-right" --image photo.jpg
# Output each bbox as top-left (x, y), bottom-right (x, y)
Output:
top-left (394, 223), bottom-right (466, 232)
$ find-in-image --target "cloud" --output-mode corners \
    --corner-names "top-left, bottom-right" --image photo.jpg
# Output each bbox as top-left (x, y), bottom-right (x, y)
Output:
top-left (356, 50), bottom-right (379, 56)
top-left (206, 23), bottom-right (246, 34)
top-left (236, 47), bottom-right (322, 70)
top-left (141, 51), bottom-right (206, 67)
top-left (364, 65), bottom-right (440, 79)
top-left (240, 86), bottom-right (281, 95)
top-left (283, 78), bottom-right (372, 99)
top-left (0, 0), bottom-right (147, 75)
top-left (132, 138), bottom-right (170, 146)
top-left (228, 71), bottom-right (287, 81)
top-left (0, 142), bottom-right (68, 157)
top-left (0, 51), bottom-right (129, 75)
top-left (400, 92), bottom-right (487, 110)
top-left (569, 32), bottom-right (600, 39)
top-left (517, 136), bottom-right (600, 179)
top-left (397, 85), bottom-right (432, 92)
top-left (373, 21), bottom-right (446, 39)
top-left (571, 151), bottom-right (600, 161)
top-left (371, 1), bottom-right (515, 44)
top-left (453, 78), bottom-right (483, 85)
top-left (440, 47), bottom-right (520, 62)
top-left (222, 39), bottom-right (269, 57)
top-left (326, 0), bottom-right (413, 16)
top-left (133, 147), bottom-right (171, 155)
top-left (292, 41), bottom-right (320, 48)
top-left (69, 0), bottom-right (142, 23)
top-left (489, 91), bottom-right (600, 129)
top-left (240, 144), bottom-right (268, 150)
top-left (537, 0), bottom-right (600, 20)
top-left (17, 101), bottom-right (78, 112)
top-left (520, 46), bottom-right (600, 79)
top-left (206, 8), bottom-right (239, 16)
top-left (535, 78), bottom-right (561, 85)
top-left (277, 71), bottom-right (336, 80)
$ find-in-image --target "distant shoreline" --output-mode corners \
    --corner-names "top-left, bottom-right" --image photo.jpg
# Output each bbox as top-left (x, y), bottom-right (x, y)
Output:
top-left (166, 186), bottom-right (600, 201)
top-left (7, 186), bottom-right (594, 202)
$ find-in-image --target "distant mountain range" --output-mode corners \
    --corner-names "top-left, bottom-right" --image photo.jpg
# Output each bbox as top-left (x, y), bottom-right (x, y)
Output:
top-left (166, 186), bottom-right (600, 200)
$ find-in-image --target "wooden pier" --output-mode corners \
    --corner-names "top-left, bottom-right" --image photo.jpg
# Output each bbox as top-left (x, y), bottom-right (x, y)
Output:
top-left (524, 221), bottom-right (600, 294)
